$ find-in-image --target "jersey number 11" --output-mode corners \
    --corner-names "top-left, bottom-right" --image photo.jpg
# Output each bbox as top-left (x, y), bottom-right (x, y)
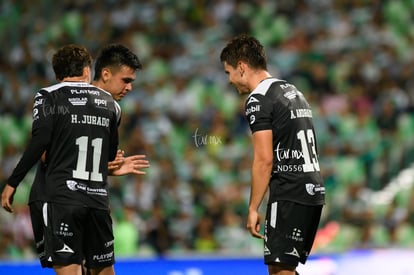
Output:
top-left (73, 136), bottom-right (103, 181)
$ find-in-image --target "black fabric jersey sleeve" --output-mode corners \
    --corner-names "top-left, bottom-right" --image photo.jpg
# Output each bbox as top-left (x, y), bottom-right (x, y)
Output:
top-left (8, 90), bottom-right (53, 188)
top-left (245, 90), bottom-right (273, 133)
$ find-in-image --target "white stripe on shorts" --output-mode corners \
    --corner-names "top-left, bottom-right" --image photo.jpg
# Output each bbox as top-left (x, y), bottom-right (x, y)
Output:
top-left (42, 202), bottom-right (48, 227)
top-left (270, 202), bottom-right (278, 228)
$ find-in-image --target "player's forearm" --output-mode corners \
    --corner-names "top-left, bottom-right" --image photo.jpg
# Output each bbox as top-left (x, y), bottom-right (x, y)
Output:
top-left (249, 158), bottom-right (272, 211)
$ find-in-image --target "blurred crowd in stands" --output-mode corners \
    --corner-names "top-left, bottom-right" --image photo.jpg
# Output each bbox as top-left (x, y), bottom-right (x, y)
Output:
top-left (2, 0), bottom-right (414, 260)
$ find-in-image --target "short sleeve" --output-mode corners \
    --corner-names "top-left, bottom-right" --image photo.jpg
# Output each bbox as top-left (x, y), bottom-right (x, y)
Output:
top-left (245, 94), bottom-right (272, 133)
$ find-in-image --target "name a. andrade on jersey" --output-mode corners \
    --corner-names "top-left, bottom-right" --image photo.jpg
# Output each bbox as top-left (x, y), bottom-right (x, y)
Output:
top-left (71, 114), bottom-right (110, 127)
top-left (290, 108), bottom-right (312, 119)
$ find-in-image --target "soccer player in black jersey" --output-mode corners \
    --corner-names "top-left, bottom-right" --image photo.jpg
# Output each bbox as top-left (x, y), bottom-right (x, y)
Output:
top-left (1, 44), bottom-right (120, 275)
top-left (2, 44), bottom-right (149, 274)
top-left (25, 43), bottom-right (148, 270)
top-left (220, 35), bottom-right (325, 275)
top-left (92, 44), bottom-right (148, 174)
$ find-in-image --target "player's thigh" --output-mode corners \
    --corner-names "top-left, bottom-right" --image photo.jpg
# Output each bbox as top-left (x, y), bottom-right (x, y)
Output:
top-left (53, 263), bottom-right (83, 275)
top-left (268, 262), bottom-right (296, 275)
top-left (88, 265), bottom-right (115, 275)
top-left (83, 208), bottom-right (115, 270)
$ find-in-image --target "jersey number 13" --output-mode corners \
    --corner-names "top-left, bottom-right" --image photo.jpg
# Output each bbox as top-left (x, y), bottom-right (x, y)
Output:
top-left (297, 129), bottom-right (320, 172)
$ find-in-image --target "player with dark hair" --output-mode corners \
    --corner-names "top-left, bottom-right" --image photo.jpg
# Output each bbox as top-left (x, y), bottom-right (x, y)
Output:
top-left (220, 34), bottom-right (325, 275)
top-left (2, 44), bottom-right (119, 275)
top-left (92, 43), bottom-right (147, 171)
top-left (93, 43), bottom-right (142, 101)
top-left (2, 43), bottom-right (148, 272)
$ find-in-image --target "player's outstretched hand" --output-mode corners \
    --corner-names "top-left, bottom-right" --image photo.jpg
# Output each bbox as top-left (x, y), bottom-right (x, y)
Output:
top-left (1, 184), bottom-right (16, 213)
top-left (110, 155), bottom-right (150, 176)
top-left (247, 209), bottom-right (265, 239)
top-left (108, 149), bottom-right (126, 171)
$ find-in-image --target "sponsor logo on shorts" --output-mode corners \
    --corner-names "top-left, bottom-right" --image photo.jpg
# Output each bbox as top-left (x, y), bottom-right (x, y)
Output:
top-left (285, 247), bottom-right (300, 258)
top-left (57, 222), bottom-right (73, 237)
top-left (55, 243), bottom-right (74, 254)
top-left (286, 228), bottom-right (304, 242)
top-left (93, 252), bottom-right (114, 262)
top-left (105, 240), bottom-right (114, 248)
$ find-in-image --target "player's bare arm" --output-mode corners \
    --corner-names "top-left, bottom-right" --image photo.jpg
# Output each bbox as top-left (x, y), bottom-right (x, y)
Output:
top-left (247, 129), bottom-right (273, 239)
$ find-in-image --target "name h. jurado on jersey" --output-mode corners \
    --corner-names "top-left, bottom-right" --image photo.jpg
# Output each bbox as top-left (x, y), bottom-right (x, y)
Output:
top-left (71, 114), bottom-right (110, 127)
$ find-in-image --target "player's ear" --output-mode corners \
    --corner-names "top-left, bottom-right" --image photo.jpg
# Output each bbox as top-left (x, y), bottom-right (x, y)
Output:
top-left (238, 61), bottom-right (245, 76)
top-left (83, 66), bottom-right (91, 83)
top-left (102, 68), bottom-right (111, 82)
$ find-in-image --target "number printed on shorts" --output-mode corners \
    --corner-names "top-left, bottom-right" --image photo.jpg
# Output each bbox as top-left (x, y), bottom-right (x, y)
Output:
top-left (297, 129), bottom-right (320, 172)
top-left (72, 136), bottom-right (103, 181)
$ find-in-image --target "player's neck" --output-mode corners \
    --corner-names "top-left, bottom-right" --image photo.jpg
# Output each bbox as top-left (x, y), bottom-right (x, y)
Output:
top-left (249, 70), bottom-right (272, 92)
top-left (61, 67), bottom-right (91, 83)
top-left (61, 76), bottom-right (89, 82)
top-left (91, 80), bottom-right (103, 89)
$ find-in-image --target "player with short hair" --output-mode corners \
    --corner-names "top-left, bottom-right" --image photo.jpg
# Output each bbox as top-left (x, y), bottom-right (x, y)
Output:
top-left (220, 34), bottom-right (325, 275)
top-left (92, 43), bottom-right (147, 173)
top-left (2, 44), bottom-right (119, 275)
top-left (93, 43), bottom-right (142, 101)
top-left (3, 43), bottom-right (148, 273)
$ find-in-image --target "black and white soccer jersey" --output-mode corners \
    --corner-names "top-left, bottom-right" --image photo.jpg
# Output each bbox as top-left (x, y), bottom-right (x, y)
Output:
top-left (8, 82), bottom-right (119, 210)
top-left (27, 87), bottom-right (121, 205)
top-left (245, 78), bottom-right (325, 205)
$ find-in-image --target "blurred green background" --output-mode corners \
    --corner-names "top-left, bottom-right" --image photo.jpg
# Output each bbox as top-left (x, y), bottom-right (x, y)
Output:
top-left (1, 0), bottom-right (414, 261)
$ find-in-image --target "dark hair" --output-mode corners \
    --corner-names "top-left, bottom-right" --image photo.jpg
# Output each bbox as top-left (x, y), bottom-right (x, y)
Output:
top-left (220, 34), bottom-right (267, 70)
top-left (93, 44), bottom-right (142, 81)
top-left (52, 44), bottom-right (92, 81)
